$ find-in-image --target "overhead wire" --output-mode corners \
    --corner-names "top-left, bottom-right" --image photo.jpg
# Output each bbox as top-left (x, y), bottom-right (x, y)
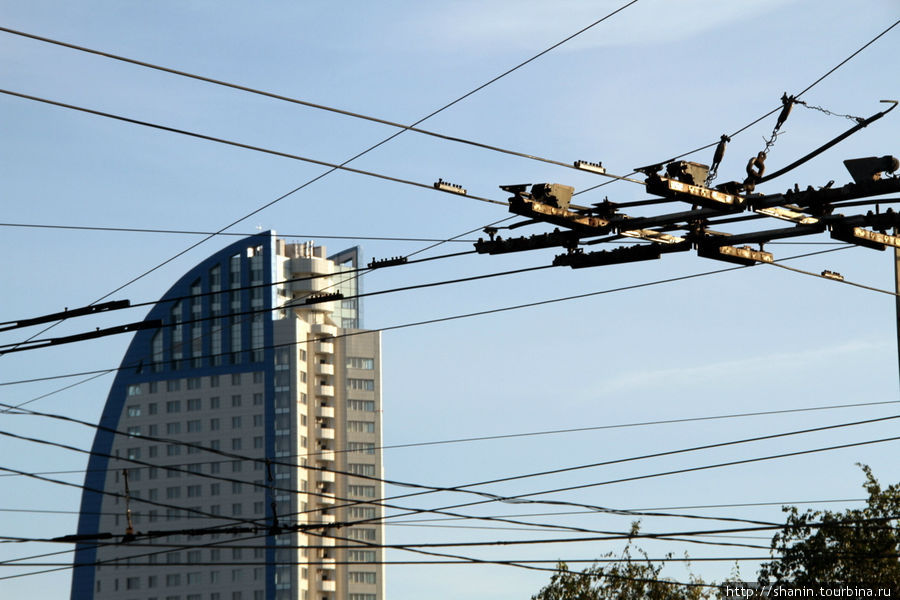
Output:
top-left (574, 17), bottom-right (900, 197)
top-left (0, 0), bottom-right (641, 363)
top-left (0, 245), bottom-right (863, 387)
top-left (0, 25), bottom-right (641, 184)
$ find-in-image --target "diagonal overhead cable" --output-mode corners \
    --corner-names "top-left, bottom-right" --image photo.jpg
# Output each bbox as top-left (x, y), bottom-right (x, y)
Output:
top-left (576, 17), bottom-right (900, 197)
top-left (0, 25), bottom-right (641, 184)
top-left (0, 0), bottom-right (639, 356)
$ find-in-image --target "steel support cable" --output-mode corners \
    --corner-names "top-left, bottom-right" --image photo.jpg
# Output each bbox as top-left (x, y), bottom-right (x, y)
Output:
top-left (0, 26), bottom-right (642, 184)
top-left (394, 433), bottom-right (900, 520)
top-left (0, 222), bottom-right (479, 243)
top-left (304, 414), bottom-right (900, 528)
top-left (0, 0), bottom-right (641, 357)
top-left (0, 245), bottom-right (861, 387)
top-left (0, 416), bottom-right (777, 540)
top-left (0, 247), bottom-right (475, 336)
top-left (575, 17), bottom-right (900, 197)
top-left (6, 398), bottom-right (896, 468)
top-left (0, 261), bottom-right (554, 357)
top-left (0, 88), bottom-right (507, 206)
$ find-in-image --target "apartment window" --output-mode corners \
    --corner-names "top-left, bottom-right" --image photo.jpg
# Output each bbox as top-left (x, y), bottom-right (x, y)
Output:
top-left (186, 572), bottom-right (201, 585)
top-left (148, 575), bottom-right (158, 588)
top-left (252, 371), bottom-right (263, 384)
top-left (347, 399), bottom-right (375, 412)
top-left (210, 439), bottom-right (221, 450)
top-left (187, 550), bottom-right (201, 564)
top-left (126, 576), bottom-right (140, 589)
top-left (348, 442), bottom-right (375, 455)
top-left (210, 396), bottom-right (220, 409)
top-left (231, 395), bottom-right (242, 407)
top-left (149, 446), bottom-right (158, 458)
top-left (232, 438), bottom-right (242, 450)
top-left (187, 398), bottom-right (201, 411)
top-left (232, 482), bottom-right (242, 494)
top-left (253, 414), bottom-right (263, 427)
top-left (166, 379), bottom-right (181, 392)
top-left (210, 505), bottom-right (221, 515)
top-left (210, 418), bottom-right (220, 431)
top-left (126, 405), bottom-right (141, 417)
top-left (254, 501), bottom-right (264, 513)
top-left (232, 503), bottom-right (242, 516)
top-left (253, 392), bottom-right (263, 405)
top-left (148, 424), bottom-right (159, 436)
top-left (148, 467), bottom-right (158, 480)
top-left (167, 468), bottom-right (180, 478)
top-left (126, 447), bottom-right (140, 460)
top-left (231, 372), bottom-right (242, 385)
top-left (167, 422), bottom-right (181, 435)
top-left (347, 378), bottom-right (375, 391)
top-left (187, 463), bottom-right (202, 473)
top-left (349, 595), bottom-right (377, 600)
top-left (347, 420), bottom-right (375, 433)
top-left (126, 426), bottom-right (141, 436)
top-left (210, 483), bottom-right (220, 496)
top-left (209, 374), bottom-right (220, 388)
top-left (149, 381), bottom-right (158, 394)
top-left (348, 528), bottom-right (377, 541)
top-left (232, 416), bottom-right (242, 428)
top-left (348, 550), bottom-right (376, 562)
top-left (186, 485), bottom-right (201, 498)
top-left (232, 548), bottom-right (242, 559)
top-left (349, 506), bottom-right (376, 519)
top-left (348, 571), bottom-right (377, 584)
top-left (348, 485), bottom-right (376, 498)
top-left (148, 402), bottom-right (158, 415)
top-left (166, 487), bottom-right (181, 499)
top-left (167, 445), bottom-right (181, 456)
top-left (166, 400), bottom-right (181, 414)
top-left (232, 461), bottom-right (242, 473)
top-left (253, 436), bottom-right (263, 449)
top-left (210, 461), bottom-right (221, 473)
top-left (127, 384), bottom-right (142, 396)
top-left (187, 419), bottom-right (202, 433)
top-left (149, 510), bottom-right (158, 522)
top-left (166, 573), bottom-right (180, 586)
top-left (348, 463), bottom-right (375, 477)
top-left (347, 357), bottom-right (375, 370)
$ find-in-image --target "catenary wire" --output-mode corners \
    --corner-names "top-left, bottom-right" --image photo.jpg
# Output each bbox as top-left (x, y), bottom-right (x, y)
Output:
top-left (0, 0), bottom-right (641, 355)
top-left (0, 245), bottom-right (857, 387)
top-left (575, 18), bottom-right (900, 197)
top-left (0, 25), bottom-right (642, 185)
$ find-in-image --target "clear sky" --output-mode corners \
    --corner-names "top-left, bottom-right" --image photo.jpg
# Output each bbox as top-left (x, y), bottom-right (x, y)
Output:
top-left (1, 1), bottom-right (899, 598)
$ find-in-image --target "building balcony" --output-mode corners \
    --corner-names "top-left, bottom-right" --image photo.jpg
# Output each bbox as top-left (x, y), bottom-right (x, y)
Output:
top-left (319, 512), bottom-right (336, 524)
top-left (311, 323), bottom-right (338, 337)
top-left (317, 450), bottom-right (335, 462)
top-left (317, 362), bottom-right (334, 376)
top-left (319, 580), bottom-right (337, 592)
top-left (317, 384), bottom-right (334, 397)
top-left (314, 341), bottom-right (334, 354)
top-left (320, 471), bottom-right (335, 483)
top-left (317, 426), bottom-right (335, 440)
top-left (319, 493), bottom-right (336, 505)
top-left (317, 405), bottom-right (335, 419)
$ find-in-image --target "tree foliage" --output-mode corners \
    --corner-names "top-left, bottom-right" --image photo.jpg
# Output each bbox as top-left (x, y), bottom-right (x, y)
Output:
top-left (531, 466), bottom-right (900, 598)
top-left (531, 528), bottom-right (713, 600)
top-left (758, 464), bottom-right (900, 587)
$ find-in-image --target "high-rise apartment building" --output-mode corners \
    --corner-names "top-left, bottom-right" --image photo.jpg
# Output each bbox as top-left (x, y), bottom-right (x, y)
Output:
top-left (71, 232), bottom-right (385, 600)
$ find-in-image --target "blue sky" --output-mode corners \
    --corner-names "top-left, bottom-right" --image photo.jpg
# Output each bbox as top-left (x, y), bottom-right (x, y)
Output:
top-left (1, 1), bottom-right (899, 598)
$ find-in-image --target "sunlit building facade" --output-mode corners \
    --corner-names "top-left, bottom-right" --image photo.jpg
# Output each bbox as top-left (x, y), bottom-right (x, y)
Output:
top-left (71, 232), bottom-right (385, 600)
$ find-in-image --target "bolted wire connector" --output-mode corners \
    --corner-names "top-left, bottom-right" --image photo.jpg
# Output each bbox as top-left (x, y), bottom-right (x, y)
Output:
top-left (574, 160), bottom-right (606, 174)
top-left (367, 256), bottom-right (408, 269)
top-left (304, 292), bottom-right (344, 305)
top-left (433, 178), bottom-right (467, 195)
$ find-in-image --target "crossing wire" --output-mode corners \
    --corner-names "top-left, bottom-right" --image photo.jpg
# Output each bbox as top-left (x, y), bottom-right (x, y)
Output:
top-left (0, 0), bottom-right (640, 359)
